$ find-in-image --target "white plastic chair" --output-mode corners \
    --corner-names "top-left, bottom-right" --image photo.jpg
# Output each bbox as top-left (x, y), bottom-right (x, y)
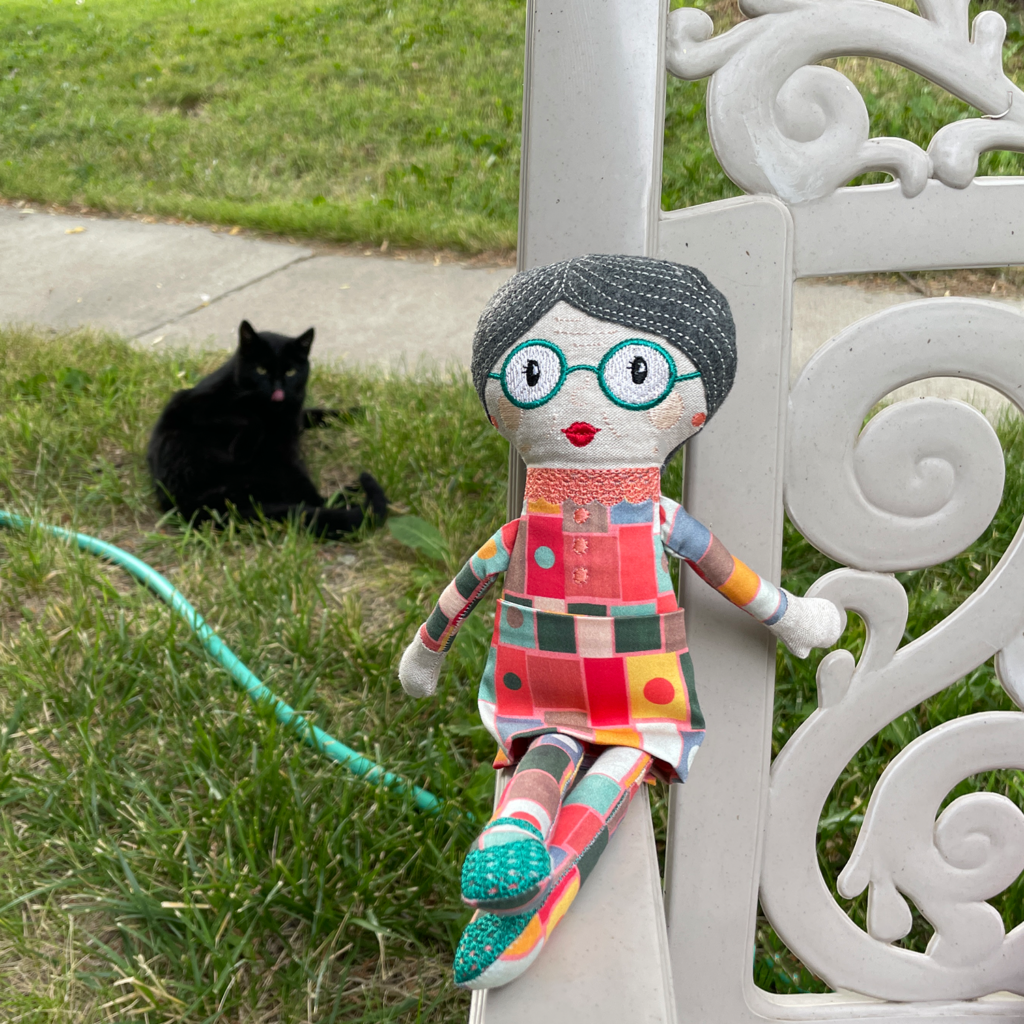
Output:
top-left (473, 2), bottom-right (1024, 1021)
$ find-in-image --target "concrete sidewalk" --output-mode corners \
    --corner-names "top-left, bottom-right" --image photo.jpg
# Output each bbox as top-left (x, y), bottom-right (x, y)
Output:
top-left (0, 205), bottom-right (512, 371)
top-left (0, 203), bottom-right (1015, 415)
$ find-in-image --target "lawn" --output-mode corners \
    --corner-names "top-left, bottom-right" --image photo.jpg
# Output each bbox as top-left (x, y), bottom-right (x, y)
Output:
top-left (0, 328), bottom-right (1022, 1019)
top-left (0, 328), bottom-right (507, 1021)
top-left (3, 0), bottom-right (1024, 1017)
top-left (3, 0), bottom-right (1024, 251)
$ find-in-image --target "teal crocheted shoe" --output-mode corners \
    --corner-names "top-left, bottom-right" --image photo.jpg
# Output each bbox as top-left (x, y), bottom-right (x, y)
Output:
top-left (461, 817), bottom-right (552, 914)
top-left (453, 911), bottom-right (535, 989)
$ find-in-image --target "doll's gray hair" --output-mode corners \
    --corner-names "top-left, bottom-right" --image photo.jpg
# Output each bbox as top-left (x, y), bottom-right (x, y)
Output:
top-left (471, 254), bottom-right (737, 419)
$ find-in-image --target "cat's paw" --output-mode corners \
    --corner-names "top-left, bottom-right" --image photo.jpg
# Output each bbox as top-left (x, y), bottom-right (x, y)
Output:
top-left (399, 633), bottom-right (444, 697)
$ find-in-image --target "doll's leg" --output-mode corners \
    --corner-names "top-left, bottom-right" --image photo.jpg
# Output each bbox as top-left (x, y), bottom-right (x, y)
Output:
top-left (454, 745), bottom-right (653, 989)
top-left (461, 733), bottom-right (584, 913)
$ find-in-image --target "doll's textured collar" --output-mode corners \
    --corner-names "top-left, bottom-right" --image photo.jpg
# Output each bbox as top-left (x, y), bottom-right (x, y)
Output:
top-left (523, 466), bottom-right (661, 506)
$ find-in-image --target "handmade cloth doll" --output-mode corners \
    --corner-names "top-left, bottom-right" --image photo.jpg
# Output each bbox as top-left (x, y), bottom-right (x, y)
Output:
top-left (398, 255), bottom-right (842, 990)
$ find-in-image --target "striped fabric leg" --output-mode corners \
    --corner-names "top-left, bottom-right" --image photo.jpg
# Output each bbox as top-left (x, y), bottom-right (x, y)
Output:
top-left (461, 734), bottom-right (584, 913)
top-left (454, 745), bottom-right (653, 989)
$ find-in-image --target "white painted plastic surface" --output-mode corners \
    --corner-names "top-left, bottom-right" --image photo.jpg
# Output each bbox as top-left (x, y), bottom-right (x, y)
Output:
top-left (785, 299), bottom-right (1017, 572)
top-left (491, 0), bottom-right (1024, 1018)
top-left (791, 179), bottom-right (1024, 278)
top-left (659, 195), bottom-right (797, 1024)
top-left (508, 0), bottom-right (670, 518)
top-left (653, 250), bottom-right (1024, 1018)
top-left (665, 0), bottom-right (1024, 204)
top-left (664, 4), bottom-right (1024, 1012)
top-left (479, 2), bottom-right (678, 1018)
top-left (763, 560), bottom-right (1024, 1000)
top-left (518, 0), bottom-right (668, 270)
top-left (760, 296), bottom-right (1024, 1001)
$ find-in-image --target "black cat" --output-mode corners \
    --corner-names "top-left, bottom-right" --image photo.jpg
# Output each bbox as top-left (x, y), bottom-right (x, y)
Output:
top-left (147, 320), bottom-right (387, 537)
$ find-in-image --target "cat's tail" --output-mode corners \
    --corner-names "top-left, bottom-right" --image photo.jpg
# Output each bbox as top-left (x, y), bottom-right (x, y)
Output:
top-left (358, 471), bottom-right (389, 522)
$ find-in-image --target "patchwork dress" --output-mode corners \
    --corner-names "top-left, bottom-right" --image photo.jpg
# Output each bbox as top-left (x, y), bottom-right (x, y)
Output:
top-left (418, 466), bottom-right (787, 783)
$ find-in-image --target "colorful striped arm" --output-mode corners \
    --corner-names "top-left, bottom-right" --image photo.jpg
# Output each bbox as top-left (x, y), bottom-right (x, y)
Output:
top-left (420, 520), bottom-right (521, 654)
top-left (659, 497), bottom-right (787, 626)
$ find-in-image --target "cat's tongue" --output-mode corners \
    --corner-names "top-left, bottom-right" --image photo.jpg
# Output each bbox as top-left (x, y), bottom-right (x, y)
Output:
top-left (271, 389), bottom-right (285, 402)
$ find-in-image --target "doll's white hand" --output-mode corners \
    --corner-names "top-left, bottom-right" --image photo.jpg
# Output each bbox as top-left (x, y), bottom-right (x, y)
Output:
top-left (399, 633), bottom-right (446, 697)
top-left (769, 594), bottom-right (843, 658)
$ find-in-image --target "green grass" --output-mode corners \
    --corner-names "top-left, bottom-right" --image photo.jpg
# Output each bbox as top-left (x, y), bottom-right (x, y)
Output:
top-left (0, 327), bottom-right (508, 1021)
top-left (1, 327), bottom-right (1023, 1018)
top-left (5, 0), bottom-right (1024, 251)
top-left (0, 0), bottom-right (526, 251)
top-left (4, 0), bottom-right (1024, 1016)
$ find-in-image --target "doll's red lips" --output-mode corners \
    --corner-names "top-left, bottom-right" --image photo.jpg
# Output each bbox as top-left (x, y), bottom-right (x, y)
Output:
top-left (562, 421), bottom-right (600, 447)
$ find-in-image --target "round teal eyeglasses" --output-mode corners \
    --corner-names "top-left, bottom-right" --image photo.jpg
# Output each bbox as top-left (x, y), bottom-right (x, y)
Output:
top-left (488, 338), bottom-right (702, 411)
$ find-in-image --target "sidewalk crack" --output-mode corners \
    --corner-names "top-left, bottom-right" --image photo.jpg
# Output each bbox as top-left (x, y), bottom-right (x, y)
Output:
top-left (132, 252), bottom-right (318, 340)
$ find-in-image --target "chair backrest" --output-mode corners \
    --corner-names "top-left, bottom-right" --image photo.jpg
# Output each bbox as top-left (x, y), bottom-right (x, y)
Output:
top-left (476, 2), bottom-right (1024, 1021)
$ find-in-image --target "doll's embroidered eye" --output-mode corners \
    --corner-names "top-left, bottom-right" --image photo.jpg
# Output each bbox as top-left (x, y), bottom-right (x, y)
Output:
top-left (487, 337), bottom-right (701, 411)
top-left (496, 340), bottom-right (566, 409)
top-left (599, 340), bottom-right (696, 410)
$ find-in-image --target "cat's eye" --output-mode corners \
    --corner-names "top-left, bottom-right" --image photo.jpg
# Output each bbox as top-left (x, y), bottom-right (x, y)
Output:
top-left (285, 368), bottom-right (298, 377)
top-left (256, 366), bottom-right (269, 376)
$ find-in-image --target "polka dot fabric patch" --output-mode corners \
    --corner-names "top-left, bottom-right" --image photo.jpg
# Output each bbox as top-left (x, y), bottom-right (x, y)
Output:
top-left (482, 601), bottom-right (703, 781)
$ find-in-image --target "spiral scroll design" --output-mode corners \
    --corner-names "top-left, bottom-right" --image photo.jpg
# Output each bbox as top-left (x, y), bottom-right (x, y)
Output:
top-left (786, 298), bottom-right (1017, 571)
top-left (837, 716), bottom-right (1024, 971)
top-left (760, 297), bottom-right (1024, 999)
top-left (667, 0), bottom-right (1024, 203)
top-left (762, 566), bottom-right (1024, 999)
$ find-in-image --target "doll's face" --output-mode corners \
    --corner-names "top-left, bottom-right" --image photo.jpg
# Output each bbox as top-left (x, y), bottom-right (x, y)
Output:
top-left (484, 302), bottom-right (708, 468)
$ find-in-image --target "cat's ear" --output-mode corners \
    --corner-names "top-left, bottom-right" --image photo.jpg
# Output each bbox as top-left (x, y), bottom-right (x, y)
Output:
top-left (238, 320), bottom-right (258, 352)
top-left (295, 328), bottom-right (315, 356)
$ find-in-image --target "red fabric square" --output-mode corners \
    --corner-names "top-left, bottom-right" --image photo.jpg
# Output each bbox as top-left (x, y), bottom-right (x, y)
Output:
top-left (563, 533), bottom-right (620, 598)
top-left (526, 654), bottom-right (587, 711)
top-left (500, 519), bottom-right (521, 554)
top-left (619, 524), bottom-right (657, 602)
top-left (526, 515), bottom-right (566, 599)
top-left (495, 645), bottom-right (534, 717)
top-left (565, 806), bottom-right (604, 856)
top-left (583, 657), bottom-right (630, 727)
top-left (548, 802), bottom-right (592, 854)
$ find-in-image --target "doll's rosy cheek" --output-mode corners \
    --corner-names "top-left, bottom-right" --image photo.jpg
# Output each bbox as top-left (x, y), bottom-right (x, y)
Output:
top-left (647, 390), bottom-right (684, 431)
top-left (691, 412), bottom-right (706, 428)
top-left (497, 395), bottom-right (523, 431)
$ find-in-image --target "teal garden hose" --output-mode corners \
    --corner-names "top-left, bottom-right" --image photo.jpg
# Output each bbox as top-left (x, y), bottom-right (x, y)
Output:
top-left (0, 511), bottom-right (440, 813)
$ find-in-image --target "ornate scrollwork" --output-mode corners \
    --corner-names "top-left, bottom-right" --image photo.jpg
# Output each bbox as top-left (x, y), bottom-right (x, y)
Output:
top-left (758, 298), bottom-right (1024, 1000)
top-left (666, 0), bottom-right (1024, 203)
top-left (785, 298), bottom-right (1011, 571)
top-left (838, 715), bottom-right (1024, 969)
